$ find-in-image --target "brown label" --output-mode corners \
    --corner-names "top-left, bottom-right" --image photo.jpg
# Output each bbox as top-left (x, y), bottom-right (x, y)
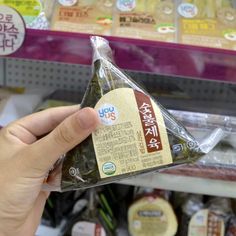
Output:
top-left (92, 88), bottom-right (172, 179)
top-left (58, 6), bottom-right (92, 23)
top-left (134, 91), bottom-right (162, 153)
top-left (120, 13), bottom-right (156, 26)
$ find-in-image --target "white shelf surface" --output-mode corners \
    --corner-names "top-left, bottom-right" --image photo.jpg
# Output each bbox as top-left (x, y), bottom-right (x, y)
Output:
top-left (119, 173), bottom-right (236, 198)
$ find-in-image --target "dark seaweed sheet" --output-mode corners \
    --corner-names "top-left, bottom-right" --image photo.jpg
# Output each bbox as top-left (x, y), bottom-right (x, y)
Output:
top-left (60, 37), bottom-right (204, 191)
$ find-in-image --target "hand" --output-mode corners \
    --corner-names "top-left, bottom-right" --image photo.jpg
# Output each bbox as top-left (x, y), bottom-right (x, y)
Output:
top-left (0, 106), bottom-right (99, 236)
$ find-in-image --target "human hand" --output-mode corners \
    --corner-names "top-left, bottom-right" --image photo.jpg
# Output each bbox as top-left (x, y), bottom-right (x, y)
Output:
top-left (0, 106), bottom-right (99, 236)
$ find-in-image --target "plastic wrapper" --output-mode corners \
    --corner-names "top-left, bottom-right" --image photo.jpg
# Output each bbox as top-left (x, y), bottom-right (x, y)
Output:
top-left (163, 110), bottom-right (236, 181)
top-left (45, 36), bottom-right (224, 192)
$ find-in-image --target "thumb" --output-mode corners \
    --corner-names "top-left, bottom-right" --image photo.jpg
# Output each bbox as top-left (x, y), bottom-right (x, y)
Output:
top-left (26, 107), bottom-right (99, 172)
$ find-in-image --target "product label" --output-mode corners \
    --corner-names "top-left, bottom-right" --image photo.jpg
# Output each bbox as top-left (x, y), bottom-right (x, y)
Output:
top-left (177, 0), bottom-right (236, 50)
top-left (0, 5), bottom-right (25, 56)
top-left (128, 197), bottom-right (177, 236)
top-left (72, 221), bottom-right (106, 236)
top-left (188, 210), bottom-right (224, 236)
top-left (52, 1), bottom-right (113, 35)
top-left (0, 0), bottom-right (42, 24)
top-left (113, 0), bottom-right (175, 42)
top-left (92, 88), bottom-right (172, 179)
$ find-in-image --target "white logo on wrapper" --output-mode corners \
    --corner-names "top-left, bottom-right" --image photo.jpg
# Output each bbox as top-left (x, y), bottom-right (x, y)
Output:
top-left (69, 167), bottom-right (79, 176)
top-left (58, 0), bottom-right (77, 6)
top-left (0, 6), bottom-right (25, 56)
top-left (98, 103), bottom-right (118, 126)
top-left (117, 0), bottom-right (136, 12)
top-left (178, 3), bottom-right (198, 18)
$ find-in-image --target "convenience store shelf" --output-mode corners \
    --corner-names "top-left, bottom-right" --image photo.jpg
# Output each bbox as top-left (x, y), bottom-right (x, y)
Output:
top-left (1, 29), bottom-right (236, 198)
top-left (6, 29), bottom-right (236, 84)
top-left (119, 172), bottom-right (236, 198)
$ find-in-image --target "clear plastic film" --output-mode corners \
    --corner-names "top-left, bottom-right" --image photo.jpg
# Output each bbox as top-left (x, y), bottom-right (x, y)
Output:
top-left (164, 110), bottom-right (236, 181)
top-left (44, 36), bottom-right (225, 192)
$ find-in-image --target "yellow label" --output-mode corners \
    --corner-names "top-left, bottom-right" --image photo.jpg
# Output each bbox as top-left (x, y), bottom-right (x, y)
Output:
top-left (113, 0), bottom-right (175, 42)
top-left (0, 0), bottom-right (42, 24)
top-left (51, 0), bottom-right (114, 35)
top-left (92, 88), bottom-right (172, 179)
top-left (188, 209), bottom-right (225, 236)
top-left (177, 1), bottom-right (236, 50)
top-left (128, 197), bottom-right (178, 236)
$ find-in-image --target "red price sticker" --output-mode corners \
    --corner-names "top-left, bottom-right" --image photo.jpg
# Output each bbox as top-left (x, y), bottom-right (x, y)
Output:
top-left (0, 5), bottom-right (25, 56)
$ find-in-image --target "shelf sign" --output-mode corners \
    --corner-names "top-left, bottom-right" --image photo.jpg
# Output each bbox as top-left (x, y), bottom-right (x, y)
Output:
top-left (0, 5), bottom-right (25, 56)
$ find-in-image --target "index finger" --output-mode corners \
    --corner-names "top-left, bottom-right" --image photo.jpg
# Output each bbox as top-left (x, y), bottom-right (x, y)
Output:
top-left (10, 105), bottom-right (80, 142)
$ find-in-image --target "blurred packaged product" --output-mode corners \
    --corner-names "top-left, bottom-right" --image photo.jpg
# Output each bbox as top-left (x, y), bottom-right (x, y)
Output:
top-left (188, 197), bottom-right (232, 236)
top-left (0, 0), bottom-right (49, 29)
top-left (113, 0), bottom-right (176, 42)
top-left (177, 194), bottom-right (204, 236)
top-left (62, 187), bottom-right (118, 236)
top-left (48, 0), bottom-right (114, 35)
top-left (128, 190), bottom-right (178, 236)
top-left (176, 0), bottom-right (236, 50)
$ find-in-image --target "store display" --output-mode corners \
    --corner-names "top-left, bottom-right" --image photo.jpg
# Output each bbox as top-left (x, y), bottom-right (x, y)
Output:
top-left (176, 0), bottom-right (236, 50)
top-left (1, 2), bottom-right (236, 235)
top-left (49, 0), bottom-right (114, 35)
top-left (40, 186), bottom-right (236, 236)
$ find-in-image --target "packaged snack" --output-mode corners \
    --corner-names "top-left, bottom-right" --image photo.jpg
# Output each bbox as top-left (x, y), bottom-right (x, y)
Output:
top-left (176, 0), bottom-right (236, 50)
top-left (49, 0), bottom-right (114, 35)
top-left (188, 198), bottom-right (232, 236)
top-left (177, 194), bottom-right (204, 236)
top-left (62, 188), bottom-right (117, 236)
top-left (45, 36), bottom-right (224, 192)
top-left (128, 195), bottom-right (178, 236)
top-left (113, 0), bottom-right (176, 42)
top-left (0, 0), bottom-right (49, 29)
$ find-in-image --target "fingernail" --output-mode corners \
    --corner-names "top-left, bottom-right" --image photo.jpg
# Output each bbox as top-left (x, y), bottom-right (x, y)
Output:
top-left (77, 108), bottom-right (98, 129)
